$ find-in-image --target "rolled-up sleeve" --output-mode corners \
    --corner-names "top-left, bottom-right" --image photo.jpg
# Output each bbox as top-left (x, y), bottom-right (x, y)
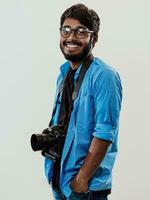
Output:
top-left (93, 69), bottom-right (122, 143)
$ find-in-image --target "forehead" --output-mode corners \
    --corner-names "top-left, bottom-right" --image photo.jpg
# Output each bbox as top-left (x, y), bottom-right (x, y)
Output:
top-left (62, 18), bottom-right (86, 28)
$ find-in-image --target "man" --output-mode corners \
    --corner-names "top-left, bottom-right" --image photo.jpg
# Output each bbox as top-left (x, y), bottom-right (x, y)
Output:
top-left (44, 3), bottom-right (122, 200)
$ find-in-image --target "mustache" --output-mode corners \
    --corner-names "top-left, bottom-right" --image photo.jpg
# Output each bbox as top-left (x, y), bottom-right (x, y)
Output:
top-left (63, 40), bottom-right (82, 46)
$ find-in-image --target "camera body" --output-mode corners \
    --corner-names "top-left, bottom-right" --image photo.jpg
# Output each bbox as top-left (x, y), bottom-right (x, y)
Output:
top-left (30, 125), bottom-right (65, 161)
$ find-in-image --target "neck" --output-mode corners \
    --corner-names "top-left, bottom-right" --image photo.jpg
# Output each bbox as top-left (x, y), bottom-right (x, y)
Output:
top-left (69, 61), bottom-right (82, 70)
top-left (69, 53), bottom-right (92, 70)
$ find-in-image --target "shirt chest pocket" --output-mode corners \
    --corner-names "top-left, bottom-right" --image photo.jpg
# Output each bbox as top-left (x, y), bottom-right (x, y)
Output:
top-left (76, 92), bottom-right (94, 127)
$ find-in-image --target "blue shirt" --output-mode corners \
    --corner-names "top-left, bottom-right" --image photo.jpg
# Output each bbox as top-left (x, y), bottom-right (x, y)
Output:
top-left (45, 57), bottom-right (122, 198)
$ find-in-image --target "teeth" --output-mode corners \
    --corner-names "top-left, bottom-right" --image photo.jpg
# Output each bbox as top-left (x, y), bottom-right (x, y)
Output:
top-left (66, 44), bottom-right (79, 48)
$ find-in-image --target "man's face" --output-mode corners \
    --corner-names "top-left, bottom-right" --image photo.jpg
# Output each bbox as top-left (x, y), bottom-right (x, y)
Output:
top-left (60, 18), bottom-right (94, 62)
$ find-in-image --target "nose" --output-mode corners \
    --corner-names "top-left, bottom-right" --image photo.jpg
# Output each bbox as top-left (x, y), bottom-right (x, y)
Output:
top-left (68, 30), bottom-right (77, 40)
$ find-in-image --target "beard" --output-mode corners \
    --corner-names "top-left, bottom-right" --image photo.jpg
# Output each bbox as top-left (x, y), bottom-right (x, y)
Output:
top-left (60, 38), bottom-right (93, 62)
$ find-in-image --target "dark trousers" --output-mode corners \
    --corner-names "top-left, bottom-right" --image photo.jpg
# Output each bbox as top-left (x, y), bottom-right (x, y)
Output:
top-left (52, 188), bottom-right (109, 200)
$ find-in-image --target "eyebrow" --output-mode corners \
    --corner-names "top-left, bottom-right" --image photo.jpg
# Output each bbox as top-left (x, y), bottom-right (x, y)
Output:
top-left (62, 25), bottom-right (87, 29)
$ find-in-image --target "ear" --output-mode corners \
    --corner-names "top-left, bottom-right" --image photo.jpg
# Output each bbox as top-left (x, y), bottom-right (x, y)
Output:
top-left (91, 35), bottom-right (97, 48)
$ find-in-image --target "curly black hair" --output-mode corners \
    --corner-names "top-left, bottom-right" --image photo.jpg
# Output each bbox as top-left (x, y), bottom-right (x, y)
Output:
top-left (60, 4), bottom-right (100, 42)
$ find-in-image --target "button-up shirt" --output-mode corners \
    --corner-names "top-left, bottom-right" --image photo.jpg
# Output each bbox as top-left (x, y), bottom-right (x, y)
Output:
top-left (45, 57), bottom-right (122, 198)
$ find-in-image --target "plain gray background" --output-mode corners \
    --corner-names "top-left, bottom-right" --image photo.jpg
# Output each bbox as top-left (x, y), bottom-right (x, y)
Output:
top-left (0, 0), bottom-right (150, 199)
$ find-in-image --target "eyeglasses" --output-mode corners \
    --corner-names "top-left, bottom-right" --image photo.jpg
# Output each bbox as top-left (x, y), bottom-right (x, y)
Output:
top-left (59, 26), bottom-right (94, 39)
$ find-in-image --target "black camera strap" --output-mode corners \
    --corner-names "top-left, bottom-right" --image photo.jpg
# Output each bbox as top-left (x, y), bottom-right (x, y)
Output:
top-left (64, 54), bottom-right (93, 132)
top-left (49, 54), bottom-right (93, 130)
top-left (48, 54), bottom-right (94, 188)
top-left (72, 54), bottom-right (93, 101)
top-left (49, 54), bottom-right (93, 128)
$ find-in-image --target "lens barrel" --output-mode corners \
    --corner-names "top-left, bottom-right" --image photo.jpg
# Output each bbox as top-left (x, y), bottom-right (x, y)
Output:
top-left (30, 134), bottom-right (52, 151)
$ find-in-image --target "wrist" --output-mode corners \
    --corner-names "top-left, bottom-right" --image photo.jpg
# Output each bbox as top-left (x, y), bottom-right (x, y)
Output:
top-left (76, 170), bottom-right (89, 184)
top-left (71, 174), bottom-right (89, 193)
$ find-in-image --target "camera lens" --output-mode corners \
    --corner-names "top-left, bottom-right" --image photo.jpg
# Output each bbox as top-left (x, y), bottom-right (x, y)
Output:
top-left (31, 134), bottom-right (47, 151)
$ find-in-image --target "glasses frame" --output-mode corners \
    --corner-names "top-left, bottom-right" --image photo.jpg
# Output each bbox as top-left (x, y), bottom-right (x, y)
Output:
top-left (59, 26), bottom-right (94, 39)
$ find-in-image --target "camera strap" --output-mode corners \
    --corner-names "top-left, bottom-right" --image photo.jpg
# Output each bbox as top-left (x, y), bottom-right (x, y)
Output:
top-left (49, 54), bottom-right (94, 130)
top-left (72, 54), bottom-right (93, 101)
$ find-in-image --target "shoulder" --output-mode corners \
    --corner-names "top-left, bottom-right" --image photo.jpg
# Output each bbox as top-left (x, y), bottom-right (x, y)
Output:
top-left (56, 61), bottom-right (70, 86)
top-left (87, 57), bottom-right (122, 94)
top-left (60, 61), bottom-right (70, 77)
top-left (90, 57), bottom-right (119, 75)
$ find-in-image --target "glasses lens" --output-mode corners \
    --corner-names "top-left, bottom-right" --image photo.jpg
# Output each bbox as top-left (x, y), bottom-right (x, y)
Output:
top-left (60, 27), bottom-right (71, 38)
top-left (76, 28), bottom-right (87, 39)
top-left (60, 26), bottom-right (90, 39)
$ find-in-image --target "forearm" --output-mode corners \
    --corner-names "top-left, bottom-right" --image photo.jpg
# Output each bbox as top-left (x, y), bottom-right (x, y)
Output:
top-left (71, 137), bottom-right (111, 192)
top-left (77, 137), bottom-right (111, 182)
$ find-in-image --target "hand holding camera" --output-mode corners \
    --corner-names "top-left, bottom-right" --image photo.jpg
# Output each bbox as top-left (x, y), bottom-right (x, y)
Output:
top-left (30, 125), bottom-right (65, 161)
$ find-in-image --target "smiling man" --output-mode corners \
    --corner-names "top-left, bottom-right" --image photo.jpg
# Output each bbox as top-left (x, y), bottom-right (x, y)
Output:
top-left (59, 18), bottom-right (94, 69)
top-left (44, 4), bottom-right (122, 200)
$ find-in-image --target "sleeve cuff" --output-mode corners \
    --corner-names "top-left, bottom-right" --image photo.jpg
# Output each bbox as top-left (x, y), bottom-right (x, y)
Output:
top-left (93, 123), bottom-right (117, 143)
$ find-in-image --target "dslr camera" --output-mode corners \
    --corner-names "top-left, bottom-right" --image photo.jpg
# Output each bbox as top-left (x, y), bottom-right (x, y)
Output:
top-left (30, 125), bottom-right (65, 161)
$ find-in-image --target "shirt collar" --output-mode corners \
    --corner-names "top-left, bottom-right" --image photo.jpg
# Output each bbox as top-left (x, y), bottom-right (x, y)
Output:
top-left (60, 61), bottom-right (82, 80)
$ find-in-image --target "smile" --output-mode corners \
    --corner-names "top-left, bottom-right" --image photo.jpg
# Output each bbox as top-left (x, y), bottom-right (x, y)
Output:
top-left (66, 44), bottom-right (80, 48)
top-left (64, 42), bottom-right (82, 52)
top-left (64, 41), bottom-right (82, 48)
